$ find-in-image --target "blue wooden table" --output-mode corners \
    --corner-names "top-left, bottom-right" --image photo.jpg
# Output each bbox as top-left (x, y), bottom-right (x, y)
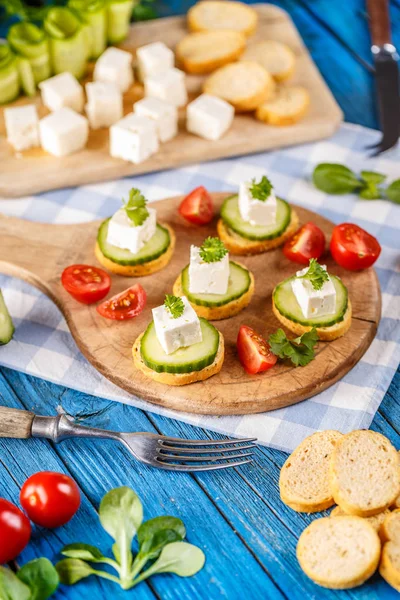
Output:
top-left (1, 1), bottom-right (399, 598)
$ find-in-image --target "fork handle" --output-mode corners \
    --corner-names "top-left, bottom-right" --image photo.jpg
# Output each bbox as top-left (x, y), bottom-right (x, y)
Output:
top-left (0, 406), bottom-right (34, 438)
top-left (367, 0), bottom-right (391, 46)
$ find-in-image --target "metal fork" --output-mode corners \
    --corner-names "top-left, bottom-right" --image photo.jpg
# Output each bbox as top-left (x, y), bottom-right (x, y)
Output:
top-left (0, 406), bottom-right (256, 472)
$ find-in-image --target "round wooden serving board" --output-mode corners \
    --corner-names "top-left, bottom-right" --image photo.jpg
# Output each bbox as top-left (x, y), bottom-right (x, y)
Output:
top-left (0, 194), bottom-right (380, 415)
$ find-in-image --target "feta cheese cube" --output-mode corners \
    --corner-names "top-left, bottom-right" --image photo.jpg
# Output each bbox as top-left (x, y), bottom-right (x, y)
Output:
top-left (186, 94), bottom-right (234, 141)
top-left (291, 266), bottom-right (337, 319)
top-left (39, 72), bottom-right (84, 113)
top-left (152, 296), bottom-right (202, 355)
top-left (109, 113), bottom-right (159, 164)
top-left (188, 245), bottom-right (230, 295)
top-left (39, 107), bottom-right (88, 157)
top-left (94, 47), bottom-right (133, 93)
top-left (134, 97), bottom-right (178, 142)
top-left (136, 42), bottom-right (174, 81)
top-left (106, 206), bottom-right (157, 254)
top-left (238, 180), bottom-right (277, 226)
top-left (144, 68), bottom-right (187, 107)
top-left (4, 105), bottom-right (40, 151)
top-left (85, 81), bottom-right (123, 129)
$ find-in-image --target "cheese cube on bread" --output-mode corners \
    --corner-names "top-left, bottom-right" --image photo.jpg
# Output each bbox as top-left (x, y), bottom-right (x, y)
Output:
top-left (152, 296), bottom-right (202, 355)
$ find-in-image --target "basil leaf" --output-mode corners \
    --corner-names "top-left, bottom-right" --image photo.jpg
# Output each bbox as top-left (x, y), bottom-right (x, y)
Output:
top-left (312, 163), bottom-right (362, 194)
top-left (0, 566), bottom-right (31, 600)
top-left (17, 558), bottom-right (59, 600)
top-left (61, 543), bottom-right (105, 562)
top-left (138, 516), bottom-right (186, 560)
top-left (133, 542), bottom-right (205, 584)
top-left (386, 179), bottom-right (400, 204)
top-left (360, 170), bottom-right (386, 185)
top-left (56, 559), bottom-right (95, 585)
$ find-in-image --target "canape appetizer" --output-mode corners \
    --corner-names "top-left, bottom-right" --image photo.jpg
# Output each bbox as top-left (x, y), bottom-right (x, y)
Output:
top-left (272, 259), bottom-right (351, 341)
top-left (217, 176), bottom-right (299, 255)
top-left (133, 295), bottom-right (224, 385)
top-left (172, 237), bottom-right (254, 320)
top-left (95, 189), bottom-right (175, 276)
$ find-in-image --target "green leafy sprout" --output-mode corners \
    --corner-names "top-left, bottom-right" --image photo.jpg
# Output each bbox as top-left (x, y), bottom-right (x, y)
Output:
top-left (0, 558), bottom-right (59, 600)
top-left (164, 295), bottom-right (185, 319)
top-left (199, 237), bottom-right (228, 263)
top-left (123, 188), bottom-right (149, 227)
top-left (268, 327), bottom-right (318, 367)
top-left (300, 258), bottom-right (329, 291)
top-left (249, 176), bottom-right (273, 201)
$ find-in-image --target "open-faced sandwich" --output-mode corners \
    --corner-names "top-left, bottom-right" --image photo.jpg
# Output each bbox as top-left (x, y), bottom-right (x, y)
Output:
top-left (95, 188), bottom-right (175, 276)
top-left (172, 236), bottom-right (254, 320)
top-left (272, 259), bottom-right (351, 341)
top-left (133, 294), bottom-right (224, 385)
top-left (217, 176), bottom-right (299, 255)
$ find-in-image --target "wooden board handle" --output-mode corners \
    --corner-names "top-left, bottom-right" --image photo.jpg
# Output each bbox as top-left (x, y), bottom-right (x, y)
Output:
top-left (367, 0), bottom-right (391, 46)
top-left (0, 406), bottom-right (34, 438)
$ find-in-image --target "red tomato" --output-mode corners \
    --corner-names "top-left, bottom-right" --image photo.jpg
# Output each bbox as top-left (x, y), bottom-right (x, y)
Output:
top-left (61, 264), bottom-right (111, 304)
top-left (283, 222), bottom-right (326, 265)
top-left (0, 498), bottom-right (31, 564)
top-left (20, 472), bottom-right (81, 528)
top-left (330, 223), bottom-right (381, 271)
top-left (178, 186), bottom-right (214, 225)
top-left (237, 325), bottom-right (278, 375)
top-left (96, 284), bottom-right (146, 320)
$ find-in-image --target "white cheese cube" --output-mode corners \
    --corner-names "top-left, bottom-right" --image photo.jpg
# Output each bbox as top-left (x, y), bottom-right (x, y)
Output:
top-left (39, 107), bottom-right (88, 157)
top-left (186, 94), bottom-right (234, 141)
top-left (144, 68), bottom-right (187, 107)
top-left (39, 72), bottom-right (84, 113)
top-left (134, 97), bottom-right (178, 142)
top-left (106, 206), bottom-right (157, 254)
top-left (291, 266), bottom-right (337, 319)
top-left (94, 47), bottom-right (133, 93)
top-left (4, 105), bottom-right (40, 151)
top-left (136, 42), bottom-right (174, 81)
top-left (238, 181), bottom-right (277, 226)
top-left (188, 245), bottom-right (230, 295)
top-left (152, 296), bottom-right (202, 355)
top-left (109, 113), bottom-right (159, 164)
top-left (85, 81), bottom-right (123, 129)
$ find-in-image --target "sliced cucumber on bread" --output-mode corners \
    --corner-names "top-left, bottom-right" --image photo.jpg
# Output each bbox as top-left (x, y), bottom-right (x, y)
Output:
top-left (0, 291), bottom-right (15, 345)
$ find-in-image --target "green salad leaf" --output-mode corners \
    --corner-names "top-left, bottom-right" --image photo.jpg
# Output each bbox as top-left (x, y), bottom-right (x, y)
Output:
top-left (17, 558), bottom-right (59, 600)
top-left (268, 328), bottom-right (318, 367)
top-left (312, 163), bottom-right (362, 194)
top-left (386, 179), bottom-right (400, 204)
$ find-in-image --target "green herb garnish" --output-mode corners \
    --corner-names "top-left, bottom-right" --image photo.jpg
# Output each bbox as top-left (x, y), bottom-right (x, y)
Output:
top-left (268, 328), bottom-right (318, 367)
top-left (164, 295), bottom-right (185, 319)
top-left (123, 188), bottom-right (149, 227)
top-left (249, 176), bottom-right (273, 201)
top-left (199, 237), bottom-right (228, 263)
top-left (300, 258), bottom-right (329, 291)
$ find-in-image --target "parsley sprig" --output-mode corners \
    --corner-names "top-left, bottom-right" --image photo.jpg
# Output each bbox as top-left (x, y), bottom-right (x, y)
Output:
top-left (299, 258), bottom-right (329, 291)
top-left (199, 237), bottom-right (228, 263)
top-left (249, 176), bottom-right (273, 202)
top-left (164, 295), bottom-right (185, 319)
top-left (123, 188), bottom-right (149, 227)
top-left (268, 328), bottom-right (318, 367)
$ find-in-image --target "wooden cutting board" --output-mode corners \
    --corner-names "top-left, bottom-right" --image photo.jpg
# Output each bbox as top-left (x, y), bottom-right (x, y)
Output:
top-left (0, 193), bottom-right (380, 415)
top-left (0, 4), bottom-right (342, 198)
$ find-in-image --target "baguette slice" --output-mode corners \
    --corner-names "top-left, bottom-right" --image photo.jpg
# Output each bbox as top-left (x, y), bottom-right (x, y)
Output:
top-left (204, 61), bottom-right (275, 112)
top-left (188, 1), bottom-right (258, 37)
top-left (240, 40), bottom-right (295, 81)
top-left (329, 430), bottom-right (400, 517)
top-left (379, 510), bottom-right (400, 592)
top-left (176, 30), bottom-right (246, 74)
top-left (330, 505), bottom-right (390, 532)
top-left (297, 516), bottom-right (381, 589)
top-left (280, 430), bottom-right (343, 512)
top-left (256, 86), bottom-right (310, 126)
top-left (391, 451), bottom-right (400, 508)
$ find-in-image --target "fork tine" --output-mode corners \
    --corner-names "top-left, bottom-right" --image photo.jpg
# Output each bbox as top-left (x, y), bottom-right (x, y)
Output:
top-left (153, 458), bottom-right (254, 471)
top-left (157, 452), bottom-right (254, 462)
top-left (158, 443), bottom-right (256, 455)
top-left (159, 437), bottom-right (257, 447)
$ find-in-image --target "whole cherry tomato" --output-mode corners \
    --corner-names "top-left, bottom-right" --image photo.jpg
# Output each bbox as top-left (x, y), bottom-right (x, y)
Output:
top-left (237, 325), bottom-right (278, 375)
top-left (61, 264), bottom-right (111, 304)
top-left (283, 222), bottom-right (326, 265)
top-left (0, 498), bottom-right (31, 563)
top-left (178, 186), bottom-right (214, 225)
top-left (20, 472), bottom-right (81, 528)
top-left (97, 284), bottom-right (146, 320)
top-left (330, 223), bottom-right (381, 271)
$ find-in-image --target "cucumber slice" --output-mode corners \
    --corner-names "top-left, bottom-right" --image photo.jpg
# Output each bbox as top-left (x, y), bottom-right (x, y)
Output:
top-left (44, 8), bottom-right (88, 79)
top-left (107, 0), bottom-right (134, 44)
top-left (17, 58), bottom-right (36, 97)
top-left (0, 291), bottom-right (15, 345)
top-left (7, 22), bottom-right (51, 84)
top-left (181, 261), bottom-right (251, 307)
top-left (221, 195), bottom-right (291, 241)
top-left (0, 44), bottom-right (20, 105)
top-left (273, 275), bottom-right (348, 327)
top-left (97, 219), bottom-right (171, 266)
top-left (141, 318), bottom-right (220, 374)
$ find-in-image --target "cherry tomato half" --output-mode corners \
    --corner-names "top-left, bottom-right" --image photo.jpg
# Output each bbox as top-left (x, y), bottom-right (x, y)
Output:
top-left (179, 186), bottom-right (214, 225)
top-left (283, 222), bottom-right (326, 265)
top-left (96, 284), bottom-right (147, 320)
top-left (330, 223), bottom-right (381, 271)
top-left (0, 498), bottom-right (31, 564)
top-left (237, 325), bottom-right (278, 375)
top-left (20, 472), bottom-right (81, 528)
top-left (61, 264), bottom-right (111, 305)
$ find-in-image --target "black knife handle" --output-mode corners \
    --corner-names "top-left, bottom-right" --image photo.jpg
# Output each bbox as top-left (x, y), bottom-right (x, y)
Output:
top-left (367, 0), bottom-right (391, 46)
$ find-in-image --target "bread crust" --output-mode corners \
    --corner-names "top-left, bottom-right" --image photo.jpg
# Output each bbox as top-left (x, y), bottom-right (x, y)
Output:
top-left (132, 330), bottom-right (224, 386)
top-left (176, 31), bottom-right (246, 75)
top-left (95, 223), bottom-right (175, 277)
top-left (187, 1), bottom-right (258, 37)
top-left (256, 86), bottom-right (310, 126)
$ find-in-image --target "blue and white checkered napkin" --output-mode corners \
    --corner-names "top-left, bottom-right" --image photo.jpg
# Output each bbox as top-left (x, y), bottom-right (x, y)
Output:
top-left (0, 123), bottom-right (399, 453)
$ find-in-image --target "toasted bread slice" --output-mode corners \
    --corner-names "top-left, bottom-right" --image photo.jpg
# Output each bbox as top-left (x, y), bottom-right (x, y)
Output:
top-left (188, 1), bottom-right (258, 37)
top-left (297, 516), bottom-right (381, 589)
top-left (329, 430), bottom-right (400, 517)
top-left (217, 209), bottom-right (299, 255)
top-left (132, 330), bottom-right (224, 386)
top-left (379, 510), bottom-right (400, 592)
top-left (204, 61), bottom-right (275, 112)
top-left (272, 299), bottom-right (352, 342)
top-left (95, 223), bottom-right (175, 277)
top-left (331, 505), bottom-right (390, 532)
top-left (256, 86), bottom-right (310, 126)
top-left (240, 40), bottom-right (295, 81)
top-left (176, 30), bottom-right (246, 74)
top-left (391, 451), bottom-right (400, 508)
top-left (280, 430), bottom-right (343, 512)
